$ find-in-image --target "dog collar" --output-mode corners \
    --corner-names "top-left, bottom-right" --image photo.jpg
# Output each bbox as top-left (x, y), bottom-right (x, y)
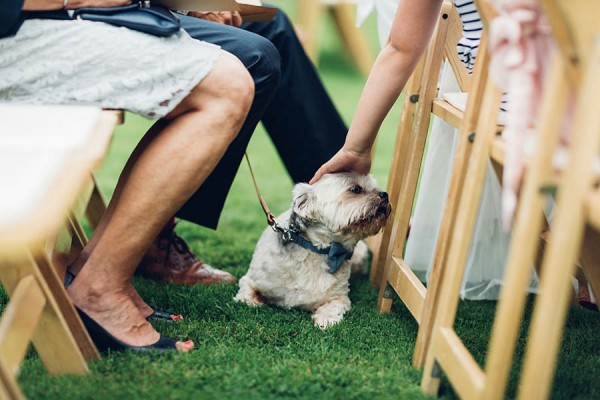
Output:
top-left (284, 229), bottom-right (354, 274)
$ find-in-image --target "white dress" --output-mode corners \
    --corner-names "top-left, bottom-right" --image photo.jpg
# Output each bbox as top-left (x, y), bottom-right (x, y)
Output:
top-left (0, 19), bottom-right (221, 119)
top-left (357, 0), bottom-right (538, 299)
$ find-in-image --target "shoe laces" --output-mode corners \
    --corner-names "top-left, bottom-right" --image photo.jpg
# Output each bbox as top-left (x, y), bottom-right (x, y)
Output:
top-left (159, 222), bottom-right (197, 265)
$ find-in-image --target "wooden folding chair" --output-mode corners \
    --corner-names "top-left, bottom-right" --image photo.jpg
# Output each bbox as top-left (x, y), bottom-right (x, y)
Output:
top-left (516, 42), bottom-right (600, 400)
top-left (296, 0), bottom-right (374, 75)
top-left (369, 0), bottom-right (473, 288)
top-left (0, 106), bottom-right (118, 399)
top-left (371, 0), bottom-right (503, 370)
top-left (516, 1), bottom-right (600, 398)
top-left (420, 1), bottom-right (600, 398)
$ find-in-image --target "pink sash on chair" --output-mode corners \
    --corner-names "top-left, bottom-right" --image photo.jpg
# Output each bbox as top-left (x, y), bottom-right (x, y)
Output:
top-left (487, 0), bottom-right (555, 229)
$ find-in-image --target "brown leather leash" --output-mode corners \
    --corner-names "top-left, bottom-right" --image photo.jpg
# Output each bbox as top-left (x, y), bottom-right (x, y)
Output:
top-left (244, 153), bottom-right (354, 273)
top-left (244, 152), bottom-right (279, 230)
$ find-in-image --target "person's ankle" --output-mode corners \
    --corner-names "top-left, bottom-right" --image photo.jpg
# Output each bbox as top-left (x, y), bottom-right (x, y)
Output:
top-left (69, 251), bottom-right (90, 276)
top-left (68, 272), bottom-right (127, 311)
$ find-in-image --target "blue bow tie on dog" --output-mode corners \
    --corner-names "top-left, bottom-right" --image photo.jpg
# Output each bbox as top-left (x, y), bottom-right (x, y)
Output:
top-left (284, 230), bottom-right (354, 274)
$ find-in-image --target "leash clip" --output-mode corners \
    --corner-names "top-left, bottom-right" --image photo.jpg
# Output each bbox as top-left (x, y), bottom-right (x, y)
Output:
top-left (269, 215), bottom-right (295, 245)
top-left (268, 213), bottom-right (287, 234)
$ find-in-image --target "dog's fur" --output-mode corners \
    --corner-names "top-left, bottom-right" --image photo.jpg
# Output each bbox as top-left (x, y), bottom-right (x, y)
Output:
top-left (234, 172), bottom-right (391, 328)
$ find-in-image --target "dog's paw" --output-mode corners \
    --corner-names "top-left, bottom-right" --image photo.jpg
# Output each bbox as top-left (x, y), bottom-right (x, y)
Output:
top-left (234, 276), bottom-right (267, 307)
top-left (233, 292), bottom-right (264, 307)
top-left (234, 285), bottom-right (267, 307)
top-left (233, 297), bottom-right (263, 307)
top-left (312, 312), bottom-right (344, 329)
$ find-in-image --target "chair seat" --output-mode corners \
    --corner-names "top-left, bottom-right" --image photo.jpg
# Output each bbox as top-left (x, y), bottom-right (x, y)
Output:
top-left (0, 105), bottom-right (115, 258)
top-left (0, 151), bottom-right (71, 228)
top-left (0, 105), bottom-right (101, 150)
top-left (438, 92), bottom-right (507, 126)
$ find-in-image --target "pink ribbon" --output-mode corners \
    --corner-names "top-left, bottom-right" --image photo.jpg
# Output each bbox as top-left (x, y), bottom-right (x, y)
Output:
top-left (487, 0), bottom-right (554, 229)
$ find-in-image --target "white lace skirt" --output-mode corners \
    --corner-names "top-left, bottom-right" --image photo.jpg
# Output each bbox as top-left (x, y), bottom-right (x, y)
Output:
top-left (0, 19), bottom-right (221, 119)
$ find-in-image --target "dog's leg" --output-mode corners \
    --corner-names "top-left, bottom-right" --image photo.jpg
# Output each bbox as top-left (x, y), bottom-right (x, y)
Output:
top-left (233, 276), bottom-right (265, 307)
top-left (349, 240), bottom-right (370, 276)
top-left (312, 296), bottom-right (351, 329)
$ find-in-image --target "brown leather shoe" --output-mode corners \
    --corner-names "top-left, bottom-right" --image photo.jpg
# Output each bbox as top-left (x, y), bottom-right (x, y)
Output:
top-left (137, 220), bottom-right (236, 285)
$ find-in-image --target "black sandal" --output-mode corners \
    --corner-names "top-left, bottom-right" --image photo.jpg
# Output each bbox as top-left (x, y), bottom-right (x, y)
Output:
top-left (75, 307), bottom-right (191, 353)
top-left (147, 309), bottom-right (184, 322)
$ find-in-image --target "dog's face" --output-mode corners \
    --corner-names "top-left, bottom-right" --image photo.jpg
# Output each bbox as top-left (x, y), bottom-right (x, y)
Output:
top-left (291, 173), bottom-right (391, 246)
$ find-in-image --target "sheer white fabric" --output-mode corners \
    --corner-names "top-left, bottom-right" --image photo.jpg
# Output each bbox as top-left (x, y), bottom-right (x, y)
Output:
top-left (357, 0), bottom-right (538, 299)
top-left (0, 19), bottom-right (221, 119)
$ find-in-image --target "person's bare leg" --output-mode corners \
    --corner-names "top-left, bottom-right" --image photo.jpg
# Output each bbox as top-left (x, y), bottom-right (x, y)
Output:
top-left (70, 120), bottom-right (168, 317)
top-left (67, 52), bottom-right (254, 349)
top-left (71, 120), bottom-right (168, 266)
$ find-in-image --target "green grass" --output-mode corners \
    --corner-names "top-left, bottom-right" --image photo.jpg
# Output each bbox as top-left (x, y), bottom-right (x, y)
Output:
top-left (12, 3), bottom-right (600, 399)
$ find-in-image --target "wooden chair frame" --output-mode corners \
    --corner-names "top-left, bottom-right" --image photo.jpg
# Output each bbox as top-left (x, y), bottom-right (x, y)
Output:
top-left (0, 109), bottom-right (121, 399)
top-left (370, 0), bottom-right (500, 370)
top-left (516, 1), bottom-right (600, 398)
top-left (421, 1), bottom-right (600, 398)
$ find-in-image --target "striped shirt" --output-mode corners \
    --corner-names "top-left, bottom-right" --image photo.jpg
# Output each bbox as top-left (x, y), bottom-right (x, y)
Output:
top-left (453, 0), bottom-right (508, 111)
top-left (454, 0), bottom-right (483, 71)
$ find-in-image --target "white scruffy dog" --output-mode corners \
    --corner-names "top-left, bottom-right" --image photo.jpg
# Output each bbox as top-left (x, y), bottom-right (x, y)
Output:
top-left (234, 172), bottom-right (391, 328)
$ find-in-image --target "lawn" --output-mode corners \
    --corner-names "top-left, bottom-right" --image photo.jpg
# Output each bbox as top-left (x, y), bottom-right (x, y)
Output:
top-left (13, 2), bottom-right (600, 399)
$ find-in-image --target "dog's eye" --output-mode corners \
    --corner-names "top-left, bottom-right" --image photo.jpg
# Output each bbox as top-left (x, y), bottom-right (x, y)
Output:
top-left (349, 185), bottom-right (364, 194)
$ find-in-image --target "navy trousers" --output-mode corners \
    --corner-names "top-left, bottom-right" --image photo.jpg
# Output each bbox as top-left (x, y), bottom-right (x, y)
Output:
top-left (176, 10), bottom-right (348, 229)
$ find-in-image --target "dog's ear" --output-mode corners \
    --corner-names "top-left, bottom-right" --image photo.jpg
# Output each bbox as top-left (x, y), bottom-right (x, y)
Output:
top-left (292, 183), bottom-right (315, 219)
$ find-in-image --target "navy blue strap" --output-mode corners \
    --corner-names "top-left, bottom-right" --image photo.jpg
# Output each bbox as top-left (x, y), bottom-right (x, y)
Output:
top-left (287, 231), bottom-right (353, 274)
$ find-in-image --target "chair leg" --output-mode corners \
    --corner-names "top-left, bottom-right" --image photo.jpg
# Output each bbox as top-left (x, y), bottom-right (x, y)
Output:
top-left (411, 128), bottom-right (474, 368)
top-left (376, 1), bottom-right (453, 313)
top-left (34, 251), bottom-right (100, 363)
top-left (0, 275), bottom-right (46, 377)
top-left (482, 54), bottom-right (568, 400)
top-left (0, 254), bottom-right (93, 375)
top-left (0, 358), bottom-right (23, 400)
top-left (518, 45), bottom-right (600, 400)
top-left (412, 33), bottom-right (492, 369)
top-left (329, 3), bottom-right (374, 76)
top-left (370, 55), bottom-right (426, 287)
top-left (296, 0), bottom-right (325, 62)
top-left (85, 176), bottom-right (107, 231)
top-left (421, 76), bottom-right (503, 396)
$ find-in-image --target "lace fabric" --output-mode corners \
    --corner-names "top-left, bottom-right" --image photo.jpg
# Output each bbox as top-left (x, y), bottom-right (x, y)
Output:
top-left (0, 19), bottom-right (221, 119)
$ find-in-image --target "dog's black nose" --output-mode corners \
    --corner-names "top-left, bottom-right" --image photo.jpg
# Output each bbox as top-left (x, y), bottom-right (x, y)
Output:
top-left (378, 192), bottom-right (388, 201)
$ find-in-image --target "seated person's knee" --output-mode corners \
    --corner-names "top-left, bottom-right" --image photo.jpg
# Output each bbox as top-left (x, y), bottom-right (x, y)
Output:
top-left (249, 39), bottom-right (281, 90)
top-left (228, 32), bottom-right (280, 93)
top-left (219, 52), bottom-right (254, 117)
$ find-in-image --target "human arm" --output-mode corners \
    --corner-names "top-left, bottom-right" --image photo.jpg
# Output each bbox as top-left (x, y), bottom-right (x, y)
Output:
top-left (187, 11), bottom-right (243, 27)
top-left (310, 0), bottom-right (444, 183)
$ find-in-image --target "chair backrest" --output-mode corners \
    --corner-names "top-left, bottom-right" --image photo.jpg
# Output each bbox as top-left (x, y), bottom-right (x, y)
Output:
top-left (444, 5), bottom-right (473, 92)
top-left (540, 0), bottom-right (600, 85)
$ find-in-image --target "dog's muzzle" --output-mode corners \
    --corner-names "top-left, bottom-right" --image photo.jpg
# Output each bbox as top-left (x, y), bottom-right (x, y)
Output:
top-left (376, 192), bottom-right (391, 217)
